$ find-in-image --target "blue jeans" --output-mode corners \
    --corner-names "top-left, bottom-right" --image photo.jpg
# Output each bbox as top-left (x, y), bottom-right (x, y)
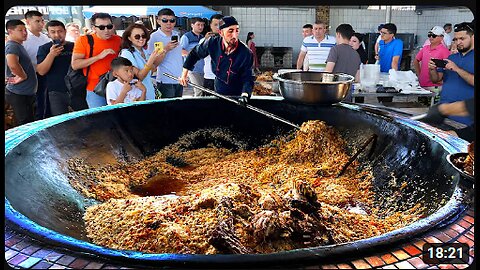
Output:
top-left (86, 90), bottom-right (107, 108)
top-left (157, 82), bottom-right (183, 98)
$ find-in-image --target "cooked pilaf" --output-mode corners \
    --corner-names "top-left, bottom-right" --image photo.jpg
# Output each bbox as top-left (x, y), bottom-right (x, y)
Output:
top-left (67, 120), bottom-right (425, 254)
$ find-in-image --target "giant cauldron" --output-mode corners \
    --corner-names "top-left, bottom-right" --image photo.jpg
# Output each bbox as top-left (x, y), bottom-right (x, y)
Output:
top-left (5, 97), bottom-right (471, 268)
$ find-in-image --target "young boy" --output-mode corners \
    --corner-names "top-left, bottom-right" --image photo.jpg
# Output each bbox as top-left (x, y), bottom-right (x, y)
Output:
top-left (106, 57), bottom-right (146, 105)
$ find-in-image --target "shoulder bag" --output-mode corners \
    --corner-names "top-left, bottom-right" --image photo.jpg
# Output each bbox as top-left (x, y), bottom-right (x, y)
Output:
top-left (64, 35), bottom-right (94, 99)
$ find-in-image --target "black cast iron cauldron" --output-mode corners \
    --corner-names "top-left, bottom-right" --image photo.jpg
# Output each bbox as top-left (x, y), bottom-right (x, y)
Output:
top-left (4, 97), bottom-right (472, 268)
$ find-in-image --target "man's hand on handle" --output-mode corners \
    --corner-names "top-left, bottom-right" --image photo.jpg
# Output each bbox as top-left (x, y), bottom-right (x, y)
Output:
top-left (238, 92), bottom-right (250, 107)
top-left (179, 68), bottom-right (189, 87)
top-left (416, 104), bottom-right (446, 125)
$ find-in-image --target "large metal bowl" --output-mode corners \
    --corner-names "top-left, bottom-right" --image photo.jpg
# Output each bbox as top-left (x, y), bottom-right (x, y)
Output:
top-left (274, 71), bottom-right (354, 104)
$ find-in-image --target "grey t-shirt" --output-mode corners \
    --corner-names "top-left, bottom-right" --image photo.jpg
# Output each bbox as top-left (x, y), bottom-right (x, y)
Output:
top-left (326, 43), bottom-right (361, 77)
top-left (5, 40), bottom-right (37, 95)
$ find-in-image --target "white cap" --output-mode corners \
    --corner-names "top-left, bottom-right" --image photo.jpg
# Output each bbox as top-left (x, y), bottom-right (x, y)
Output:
top-left (429, 26), bottom-right (445, 36)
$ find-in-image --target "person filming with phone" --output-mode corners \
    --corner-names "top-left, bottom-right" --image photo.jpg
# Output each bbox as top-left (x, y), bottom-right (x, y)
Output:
top-left (413, 26), bottom-right (451, 103)
top-left (419, 21), bottom-right (474, 138)
top-left (147, 8), bottom-right (183, 98)
top-left (36, 20), bottom-right (75, 116)
top-left (179, 16), bottom-right (254, 106)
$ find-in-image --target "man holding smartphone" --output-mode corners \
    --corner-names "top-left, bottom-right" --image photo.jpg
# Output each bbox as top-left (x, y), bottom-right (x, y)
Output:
top-left (413, 26), bottom-right (450, 102)
top-left (147, 8), bottom-right (183, 98)
top-left (427, 21), bottom-right (474, 127)
top-left (36, 20), bottom-right (75, 116)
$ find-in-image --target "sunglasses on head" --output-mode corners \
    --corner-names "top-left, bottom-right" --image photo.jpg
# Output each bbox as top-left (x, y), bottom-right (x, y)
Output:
top-left (161, 18), bottom-right (176, 23)
top-left (133, 34), bottom-right (147, 40)
top-left (454, 22), bottom-right (473, 32)
top-left (427, 33), bottom-right (438, 38)
top-left (94, 24), bottom-right (114, 30)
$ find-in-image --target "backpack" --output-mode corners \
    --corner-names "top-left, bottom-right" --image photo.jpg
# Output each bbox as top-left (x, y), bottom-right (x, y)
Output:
top-left (64, 35), bottom-right (94, 99)
top-left (93, 70), bottom-right (116, 98)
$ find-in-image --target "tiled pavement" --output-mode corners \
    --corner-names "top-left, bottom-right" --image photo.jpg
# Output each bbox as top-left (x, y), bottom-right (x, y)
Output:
top-left (4, 206), bottom-right (474, 269)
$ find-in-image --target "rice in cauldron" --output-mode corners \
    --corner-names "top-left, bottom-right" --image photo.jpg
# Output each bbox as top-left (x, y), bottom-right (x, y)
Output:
top-left (67, 120), bottom-right (425, 254)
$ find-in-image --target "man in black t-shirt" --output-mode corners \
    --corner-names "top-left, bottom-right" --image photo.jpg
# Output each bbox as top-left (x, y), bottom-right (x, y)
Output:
top-left (37, 20), bottom-right (75, 116)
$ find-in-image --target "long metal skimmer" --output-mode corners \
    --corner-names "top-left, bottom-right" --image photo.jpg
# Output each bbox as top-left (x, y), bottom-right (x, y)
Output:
top-left (163, 73), bottom-right (301, 130)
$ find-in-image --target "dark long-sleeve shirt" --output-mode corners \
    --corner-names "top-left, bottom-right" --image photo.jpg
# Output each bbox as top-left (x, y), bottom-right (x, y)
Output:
top-left (183, 36), bottom-right (254, 96)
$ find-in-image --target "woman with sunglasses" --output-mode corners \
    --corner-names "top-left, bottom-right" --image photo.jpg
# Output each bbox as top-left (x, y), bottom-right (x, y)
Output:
top-left (120, 23), bottom-right (164, 100)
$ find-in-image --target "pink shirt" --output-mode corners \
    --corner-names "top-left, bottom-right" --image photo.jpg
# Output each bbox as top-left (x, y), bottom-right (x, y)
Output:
top-left (415, 44), bottom-right (451, 87)
top-left (422, 38), bottom-right (448, 48)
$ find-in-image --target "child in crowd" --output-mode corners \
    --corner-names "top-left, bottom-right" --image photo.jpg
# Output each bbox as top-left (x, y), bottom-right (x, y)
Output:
top-left (106, 57), bottom-right (146, 105)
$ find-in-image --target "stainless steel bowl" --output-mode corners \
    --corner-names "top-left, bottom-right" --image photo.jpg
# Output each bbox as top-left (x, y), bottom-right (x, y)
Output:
top-left (274, 71), bottom-right (354, 104)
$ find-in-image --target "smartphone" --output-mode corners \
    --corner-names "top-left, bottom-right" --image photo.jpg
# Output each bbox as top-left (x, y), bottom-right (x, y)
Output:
top-left (431, 58), bottom-right (448, 68)
top-left (52, 39), bottom-right (62, 46)
top-left (154, 42), bottom-right (164, 52)
top-left (171, 35), bottom-right (178, 42)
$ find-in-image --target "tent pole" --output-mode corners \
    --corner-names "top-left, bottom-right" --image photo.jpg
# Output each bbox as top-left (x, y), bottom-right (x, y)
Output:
top-left (150, 15), bottom-right (157, 30)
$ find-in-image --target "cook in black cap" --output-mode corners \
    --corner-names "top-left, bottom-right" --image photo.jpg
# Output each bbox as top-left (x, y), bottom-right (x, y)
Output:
top-left (179, 16), bottom-right (254, 106)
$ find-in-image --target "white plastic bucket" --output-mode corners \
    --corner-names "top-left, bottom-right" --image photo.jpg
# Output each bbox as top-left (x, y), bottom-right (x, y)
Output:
top-left (360, 64), bottom-right (380, 90)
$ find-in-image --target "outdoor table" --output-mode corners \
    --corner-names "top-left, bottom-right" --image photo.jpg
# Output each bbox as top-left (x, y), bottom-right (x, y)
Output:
top-left (352, 86), bottom-right (436, 106)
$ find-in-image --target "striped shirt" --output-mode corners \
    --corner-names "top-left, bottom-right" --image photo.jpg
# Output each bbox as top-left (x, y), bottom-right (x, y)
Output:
top-left (300, 35), bottom-right (336, 71)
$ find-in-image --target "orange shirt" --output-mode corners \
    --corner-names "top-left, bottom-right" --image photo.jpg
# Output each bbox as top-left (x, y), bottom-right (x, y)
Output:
top-left (73, 33), bottom-right (122, 91)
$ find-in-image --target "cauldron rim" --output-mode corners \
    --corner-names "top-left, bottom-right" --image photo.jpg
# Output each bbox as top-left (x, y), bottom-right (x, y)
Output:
top-left (4, 98), bottom-right (470, 267)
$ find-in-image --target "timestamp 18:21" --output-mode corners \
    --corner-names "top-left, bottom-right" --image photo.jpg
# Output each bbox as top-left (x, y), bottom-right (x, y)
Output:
top-left (423, 243), bottom-right (469, 264)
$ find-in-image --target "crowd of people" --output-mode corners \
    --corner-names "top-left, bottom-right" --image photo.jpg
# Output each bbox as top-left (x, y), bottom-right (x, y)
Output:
top-left (4, 9), bottom-right (474, 141)
top-left (294, 20), bottom-right (474, 141)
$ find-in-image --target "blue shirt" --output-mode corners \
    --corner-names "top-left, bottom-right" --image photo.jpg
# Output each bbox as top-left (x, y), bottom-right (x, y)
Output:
top-left (120, 48), bottom-right (155, 100)
top-left (180, 31), bottom-right (204, 74)
top-left (147, 29), bottom-right (183, 84)
top-left (439, 50), bottom-right (474, 125)
top-left (378, 38), bottom-right (403, 72)
top-left (183, 36), bottom-right (254, 96)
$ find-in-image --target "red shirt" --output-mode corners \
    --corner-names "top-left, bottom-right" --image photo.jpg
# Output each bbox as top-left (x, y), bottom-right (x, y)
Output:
top-left (248, 41), bottom-right (259, 68)
top-left (73, 34), bottom-right (121, 91)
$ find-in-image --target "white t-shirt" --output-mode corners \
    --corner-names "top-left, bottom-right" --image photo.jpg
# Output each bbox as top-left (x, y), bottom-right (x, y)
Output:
top-left (120, 48), bottom-right (155, 100)
top-left (442, 33), bottom-right (453, 48)
top-left (203, 55), bottom-right (215, 79)
top-left (106, 79), bottom-right (143, 105)
top-left (22, 29), bottom-right (50, 67)
top-left (300, 35), bottom-right (336, 71)
top-left (199, 37), bottom-right (216, 79)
